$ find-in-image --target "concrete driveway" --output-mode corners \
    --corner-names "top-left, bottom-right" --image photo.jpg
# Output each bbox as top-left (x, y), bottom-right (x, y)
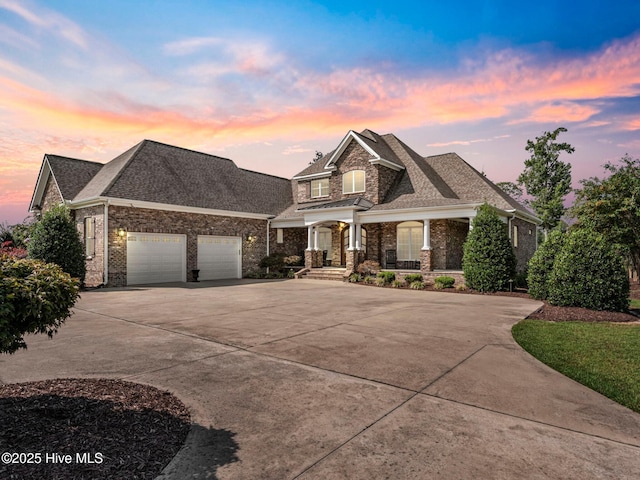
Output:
top-left (2, 279), bottom-right (639, 479)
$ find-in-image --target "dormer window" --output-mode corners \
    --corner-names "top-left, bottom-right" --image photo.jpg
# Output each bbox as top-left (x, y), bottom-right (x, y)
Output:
top-left (343, 170), bottom-right (365, 194)
top-left (311, 178), bottom-right (329, 198)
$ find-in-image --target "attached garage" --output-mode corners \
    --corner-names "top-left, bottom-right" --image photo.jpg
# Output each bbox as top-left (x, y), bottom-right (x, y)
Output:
top-left (126, 233), bottom-right (186, 285)
top-left (197, 235), bottom-right (242, 280)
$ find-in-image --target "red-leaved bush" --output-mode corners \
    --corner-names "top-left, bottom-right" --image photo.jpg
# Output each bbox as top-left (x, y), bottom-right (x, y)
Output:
top-left (1, 241), bottom-right (27, 259)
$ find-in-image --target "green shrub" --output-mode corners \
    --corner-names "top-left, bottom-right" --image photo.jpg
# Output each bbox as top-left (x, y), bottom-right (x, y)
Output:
top-left (348, 273), bottom-right (362, 283)
top-left (527, 230), bottom-right (566, 299)
top-left (28, 205), bottom-right (85, 282)
top-left (410, 280), bottom-right (425, 290)
top-left (377, 271), bottom-right (396, 284)
top-left (404, 273), bottom-right (423, 283)
top-left (363, 275), bottom-right (375, 284)
top-left (1, 255), bottom-right (80, 354)
top-left (434, 276), bottom-right (455, 289)
top-left (283, 255), bottom-right (303, 266)
top-left (547, 229), bottom-right (629, 311)
top-left (375, 277), bottom-right (387, 287)
top-left (259, 253), bottom-right (286, 271)
top-left (463, 203), bottom-right (516, 292)
top-left (391, 279), bottom-right (405, 288)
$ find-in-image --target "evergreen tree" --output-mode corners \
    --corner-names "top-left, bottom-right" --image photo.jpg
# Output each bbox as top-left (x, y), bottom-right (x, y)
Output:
top-left (463, 203), bottom-right (516, 292)
top-left (28, 204), bottom-right (86, 282)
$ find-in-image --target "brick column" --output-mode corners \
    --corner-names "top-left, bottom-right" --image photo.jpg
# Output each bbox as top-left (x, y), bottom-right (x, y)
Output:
top-left (420, 249), bottom-right (433, 274)
top-left (305, 249), bottom-right (314, 269)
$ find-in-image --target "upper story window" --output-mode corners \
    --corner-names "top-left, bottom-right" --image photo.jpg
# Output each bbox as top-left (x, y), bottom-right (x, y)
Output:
top-left (311, 178), bottom-right (329, 198)
top-left (343, 170), bottom-right (365, 194)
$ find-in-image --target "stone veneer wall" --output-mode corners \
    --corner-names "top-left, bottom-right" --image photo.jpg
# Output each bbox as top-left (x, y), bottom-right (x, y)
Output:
top-left (73, 205), bottom-right (105, 287)
top-left (295, 141), bottom-right (401, 205)
top-left (40, 176), bottom-right (63, 211)
top-left (512, 217), bottom-right (537, 273)
top-left (107, 206), bottom-right (269, 286)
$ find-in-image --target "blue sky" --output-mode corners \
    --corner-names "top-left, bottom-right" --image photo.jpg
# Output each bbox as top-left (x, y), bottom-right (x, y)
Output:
top-left (1, 0), bottom-right (639, 224)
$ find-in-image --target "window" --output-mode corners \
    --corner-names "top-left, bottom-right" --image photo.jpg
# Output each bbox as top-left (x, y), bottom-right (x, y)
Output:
top-left (84, 217), bottom-right (95, 258)
top-left (343, 170), bottom-right (365, 194)
top-left (397, 221), bottom-right (422, 260)
top-left (276, 228), bottom-right (284, 244)
top-left (311, 178), bottom-right (329, 198)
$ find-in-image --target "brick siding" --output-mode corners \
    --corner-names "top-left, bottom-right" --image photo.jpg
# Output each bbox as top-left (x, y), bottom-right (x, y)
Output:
top-left (107, 206), bottom-right (269, 286)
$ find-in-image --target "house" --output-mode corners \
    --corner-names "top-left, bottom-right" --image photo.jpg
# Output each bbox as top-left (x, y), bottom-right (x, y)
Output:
top-left (29, 129), bottom-right (539, 287)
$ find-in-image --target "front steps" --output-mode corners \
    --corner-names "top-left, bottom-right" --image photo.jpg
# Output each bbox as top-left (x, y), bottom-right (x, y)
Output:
top-left (301, 267), bottom-right (347, 281)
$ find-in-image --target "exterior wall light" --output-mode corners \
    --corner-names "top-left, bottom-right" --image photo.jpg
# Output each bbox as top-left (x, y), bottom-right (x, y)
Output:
top-left (117, 228), bottom-right (126, 237)
top-left (246, 233), bottom-right (256, 243)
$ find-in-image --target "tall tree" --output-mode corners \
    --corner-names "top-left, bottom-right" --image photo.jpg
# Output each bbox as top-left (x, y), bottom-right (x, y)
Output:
top-left (518, 127), bottom-right (574, 234)
top-left (572, 154), bottom-right (640, 278)
top-left (495, 181), bottom-right (524, 203)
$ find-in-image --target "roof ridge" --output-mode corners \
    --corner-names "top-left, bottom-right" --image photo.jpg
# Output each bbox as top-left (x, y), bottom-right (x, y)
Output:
top-left (141, 139), bottom-right (236, 164)
top-left (45, 154), bottom-right (102, 166)
top-left (100, 140), bottom-right (147, 196)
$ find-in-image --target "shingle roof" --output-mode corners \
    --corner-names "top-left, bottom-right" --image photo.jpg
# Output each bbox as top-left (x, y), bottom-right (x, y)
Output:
top-left (297, 197), bottom-right (373, 211)
top-left (279, 129), bottom-right (533, 219)
top-left (71, 140), bottom-right (292, 215)
top-left (45, 155), bottom-right (103, 201)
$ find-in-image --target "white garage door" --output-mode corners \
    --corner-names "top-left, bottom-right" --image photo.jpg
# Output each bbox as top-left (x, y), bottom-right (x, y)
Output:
top-left (197, 235), bottom-right (241, 280)
top-left (126, 233), bottom-right (186, 285)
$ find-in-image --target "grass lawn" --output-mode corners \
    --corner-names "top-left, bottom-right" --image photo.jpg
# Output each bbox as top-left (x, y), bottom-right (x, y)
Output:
top-left (629, 298), bottom-right (640, 309)
top-left (512, 320), bottom-right (640, 413)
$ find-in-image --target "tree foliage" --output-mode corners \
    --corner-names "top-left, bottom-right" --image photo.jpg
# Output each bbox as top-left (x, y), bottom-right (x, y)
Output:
top-left (309, 150), bottom-right (324, 165)
top-left (518, 127), bottom-right (574, 233)
top-left (496, 181), bottom-right (524, 203)
top-left (571, 154), bottom-right (640, 277)
top-left (527, 229), bottom-right (567, 300)
top-left (28, 205), bottom-right (86, 282)
top-left (463, 203), bottom-right (516, 292)
top-left (547, 229), bottom-right (629, 312)
top-left (1, 255), bottom-right (80, 354)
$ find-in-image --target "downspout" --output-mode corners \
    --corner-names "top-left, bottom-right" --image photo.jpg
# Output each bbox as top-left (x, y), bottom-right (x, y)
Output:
top-left (266, 219), bottom-right (271, 257)
top-left (103, 200), bottom-right (109, 286)
top-left (266, 219), bottom-right (271, 275)
top-left (507, 210), bottom-right (516, 242)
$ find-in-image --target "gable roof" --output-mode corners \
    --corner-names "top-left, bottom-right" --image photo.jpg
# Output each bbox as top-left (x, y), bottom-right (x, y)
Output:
top-left (280, 129), bottom-right (535, 221)
top-left (292, 129), bottom-right (404, 179)
top-left (29, 155), bottom-right (102, 210)
top-left (36, 140), bottom-right (292, 216)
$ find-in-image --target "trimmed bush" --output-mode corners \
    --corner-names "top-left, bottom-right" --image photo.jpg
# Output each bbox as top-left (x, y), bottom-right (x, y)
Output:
top-left (28, 205), bottom-right (85, 282)
top-left (434, 276), bottom-right (455, 289)
top-left (377, 271), bottom-right (396, 284)
top-left (259, 253), bottom-right (286, 271)
top-left (527, 230), bottom-right (566, 299)
top-left (391, 279), bottom-right (405, 288)
top-left (1, 255), bottom-right (80, 354)
top-left (404, 273), bottom-right (423, 283)
top-left (410, 280), bottom-right (425, 290)
top-left (547, 229), bottom-right (629, 311)
top-left (363, 275), bottom-right (375, 284)
top-left (463, 204), bottom-right (516, 292)
top-left (357, 260), bottom-right (381, 276)
top-left (375, 277), bottom-right (387, 287)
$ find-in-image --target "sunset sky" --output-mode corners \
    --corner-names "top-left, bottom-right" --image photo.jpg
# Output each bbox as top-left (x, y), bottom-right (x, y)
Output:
top-left (1, 0), bottom-right (639, 225)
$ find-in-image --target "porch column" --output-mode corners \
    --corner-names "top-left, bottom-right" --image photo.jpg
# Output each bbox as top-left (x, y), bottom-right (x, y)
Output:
top-left (313, 227), bottom-right (319, 251)
top-left (422, 220), bottom-right (431, 250)
top-left (355, 224), bottom-right (362, 250)
top-left (469, 216), bottom-right (475, 231)
top-left (348, 223), bottom-right (356, 250)
top-left (306, 226), bottom-right (313, 250)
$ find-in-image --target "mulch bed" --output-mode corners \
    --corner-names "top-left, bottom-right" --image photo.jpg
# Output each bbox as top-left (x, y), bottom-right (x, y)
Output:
top-left (526, 303), bottom-right (639, 323)
top-left (0, 378), bottom-right (190, 480)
